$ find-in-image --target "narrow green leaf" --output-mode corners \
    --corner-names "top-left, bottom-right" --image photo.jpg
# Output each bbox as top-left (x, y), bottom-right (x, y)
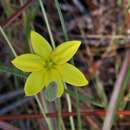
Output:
top-left (0, 65), bottom-right (28, 78)
top-left (94, 75), bottom-right (108, 107)
top-left (118, 68), bottom-right (130, 110)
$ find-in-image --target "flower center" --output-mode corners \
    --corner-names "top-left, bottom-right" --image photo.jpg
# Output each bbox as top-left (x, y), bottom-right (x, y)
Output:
top-left (44, 59), bottom-right (55, 70)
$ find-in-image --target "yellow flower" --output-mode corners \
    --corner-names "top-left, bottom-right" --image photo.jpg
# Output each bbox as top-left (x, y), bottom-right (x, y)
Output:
top-left (12, 31), bottom-right (88, 97)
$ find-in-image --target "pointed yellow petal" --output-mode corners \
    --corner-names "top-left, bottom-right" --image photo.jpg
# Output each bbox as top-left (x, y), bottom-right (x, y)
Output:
top-left (56, 78), bottom-right (64, 97)
top-left (52, 70), bottom-right (64, 97)
top-left (12, 54), bottom-right (43, 72)
top-left (51, 41), bottom-right (81, 64)
top-left (45, 69), bottom-right (64, 97)
top-left (61, 63), bottom-right (88, 86)
top-left (31, 31), bottom-right (52, 58)
top-left (25, 70), bottom-right (46, 96)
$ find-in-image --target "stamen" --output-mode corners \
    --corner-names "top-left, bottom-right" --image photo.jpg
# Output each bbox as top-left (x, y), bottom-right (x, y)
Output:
top-left (44, 59), bottom-right (55, 70)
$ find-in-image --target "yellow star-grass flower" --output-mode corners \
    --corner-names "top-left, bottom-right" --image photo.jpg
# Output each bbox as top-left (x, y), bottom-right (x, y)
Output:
top-left (12, 31), bottom-right (88, 97)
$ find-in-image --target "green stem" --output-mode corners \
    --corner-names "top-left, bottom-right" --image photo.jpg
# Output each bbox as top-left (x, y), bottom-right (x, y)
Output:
top-left (56, 98), bottom-right (66, 130)
top-left (38, 0), bottom-right (55, 49)
top-left (75, 89), bottom-right (82, 130)
top-left (56, 98), bottom-right (61, 130)
top-left (0, 26), bottom-right (17, 57)
top-left (35, 95), bottom-right (53, 130)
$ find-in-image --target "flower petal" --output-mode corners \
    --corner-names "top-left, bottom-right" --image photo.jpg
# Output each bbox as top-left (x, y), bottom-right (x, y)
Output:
top-left (51, 41), bottom-right (81, 64)
top-left (61, 63), bottom-right (88, 86)
top-left (45, 69), bottom-right (64, 97)
top-left (53, 70), bottom-right (64, 97)
top-left (56, 78), bottom-right (64, 97)
top-left (12, 54), bottom-right (43, 72)
top-left (31, 31), bottom-right (52, 58)
top-left (25, 70), bottom-right (46, 96)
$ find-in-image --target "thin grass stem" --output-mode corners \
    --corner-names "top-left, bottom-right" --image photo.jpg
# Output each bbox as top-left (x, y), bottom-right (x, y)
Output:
top-left (38, 0), bottom-right (55, 49)
top-left (65, 93), bottom-right (75, 130)
top-left (75, 89), bottom-right (82, 130)
top-left (55, 0), bottom-right (68, 41)
top-left (0, 26), bottom-right (17, 57)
